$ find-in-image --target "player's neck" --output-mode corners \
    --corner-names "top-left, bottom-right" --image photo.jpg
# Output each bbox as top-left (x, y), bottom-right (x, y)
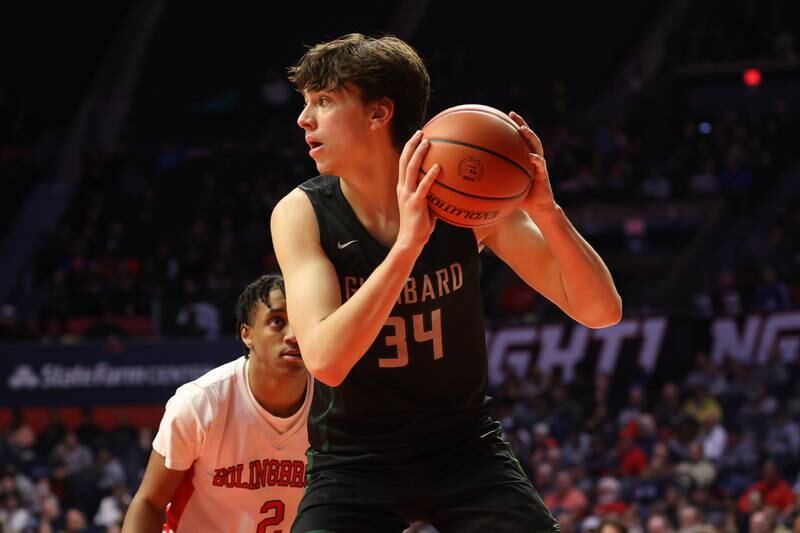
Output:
top-left (247, 359), bottom-right (307, 418)
top-left (340, 145), bottom-right (400, 215)
top-left (339, 147), bottom-right (402, 246)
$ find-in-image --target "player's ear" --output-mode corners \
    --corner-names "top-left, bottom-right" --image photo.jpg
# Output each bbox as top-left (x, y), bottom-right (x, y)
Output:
top-left (240, 324), bottom-right (253, 350)
top-left (369, 97), bottom-right (394, 130)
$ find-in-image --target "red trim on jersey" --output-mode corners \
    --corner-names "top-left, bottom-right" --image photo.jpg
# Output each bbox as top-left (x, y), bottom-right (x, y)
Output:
top-left (164, 465), bottom-right (195, 532)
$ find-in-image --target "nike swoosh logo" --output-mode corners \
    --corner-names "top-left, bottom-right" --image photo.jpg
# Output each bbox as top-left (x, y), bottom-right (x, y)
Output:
top-left (337, 240), bottom-right (358, 249)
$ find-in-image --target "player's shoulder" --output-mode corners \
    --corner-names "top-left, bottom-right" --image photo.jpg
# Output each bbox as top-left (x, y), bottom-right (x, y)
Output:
top-left (273, 187), bottom-right (310, 215)
top-left (271, 179), bottom-right (330, 240)
top-left (274, 175), bottom-right (335, 212)
top-left (172, 357), bottom-right (243, 403)
top-left (298, 174), bottom-right (338, 195)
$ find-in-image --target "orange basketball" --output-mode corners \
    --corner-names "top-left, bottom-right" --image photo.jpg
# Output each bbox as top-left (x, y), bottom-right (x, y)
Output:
top-left (421, 104), bottom-right (532, 227)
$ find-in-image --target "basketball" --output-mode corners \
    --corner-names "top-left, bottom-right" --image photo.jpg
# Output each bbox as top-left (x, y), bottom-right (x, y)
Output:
top-left (421, 104), bottom-right (532, 227)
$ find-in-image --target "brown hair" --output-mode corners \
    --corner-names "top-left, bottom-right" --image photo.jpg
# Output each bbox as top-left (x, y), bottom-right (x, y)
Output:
top-left (288, 33), bottom-right (430, 150)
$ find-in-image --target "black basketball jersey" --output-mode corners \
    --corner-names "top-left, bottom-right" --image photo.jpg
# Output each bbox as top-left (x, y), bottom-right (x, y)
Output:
top-left (299, 175), bottom-right (492, 456)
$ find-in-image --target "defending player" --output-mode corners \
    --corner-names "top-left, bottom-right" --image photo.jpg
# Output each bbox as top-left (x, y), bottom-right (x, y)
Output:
top-left (123, 274), bottom-right (311, 532)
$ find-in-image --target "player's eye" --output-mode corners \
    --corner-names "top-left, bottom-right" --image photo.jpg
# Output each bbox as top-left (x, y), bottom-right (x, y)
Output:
top-left (268, 316), bottom-right (286, 327)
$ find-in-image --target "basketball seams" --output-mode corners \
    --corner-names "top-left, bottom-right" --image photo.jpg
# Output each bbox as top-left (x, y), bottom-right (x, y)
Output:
top-left (427, 138), bottom-right (532, 181)
top-left (424, 105), bottom-right (519, 130)
top-left (432, 180), bottom-right (530, 201)
top-left (419, 169), bottom-right (530, 201)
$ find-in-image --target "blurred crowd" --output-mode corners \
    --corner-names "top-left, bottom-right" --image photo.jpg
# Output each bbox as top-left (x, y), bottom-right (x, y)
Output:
top-left (490, 350), bottom-right (800, 532)
top-left (665, 0), bottom-right (799, 66)
top-left (0, 411), bottom-right (152, 533)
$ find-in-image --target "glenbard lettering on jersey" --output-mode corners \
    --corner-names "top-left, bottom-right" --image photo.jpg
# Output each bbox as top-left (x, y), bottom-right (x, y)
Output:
top-left (344, 262), bottom-right (464, 304)
top-left (212, 459), bottom-right (306, 490)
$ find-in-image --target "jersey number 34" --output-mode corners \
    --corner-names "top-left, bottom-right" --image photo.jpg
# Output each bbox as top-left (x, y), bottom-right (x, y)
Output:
top-left (378, 309), bottom-right (443, 368)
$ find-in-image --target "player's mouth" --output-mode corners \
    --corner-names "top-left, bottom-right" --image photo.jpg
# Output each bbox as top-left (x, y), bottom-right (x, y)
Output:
top-left (306, 138), bottom-right (324, 156)
top-left (280, 348), bottom-right (302, 360)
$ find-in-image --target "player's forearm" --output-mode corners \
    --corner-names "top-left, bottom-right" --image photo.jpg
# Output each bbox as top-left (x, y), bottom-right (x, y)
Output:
top-left (530, 205), bottom-right (622, 328)
top-left (121, 497), bottom-right (165, 533)
top-left (301, 243), bottom-right (419, 386)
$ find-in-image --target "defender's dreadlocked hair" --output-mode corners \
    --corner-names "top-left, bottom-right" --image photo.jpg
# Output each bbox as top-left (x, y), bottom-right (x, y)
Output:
top-left (235, 274), bottom-right (286, 339)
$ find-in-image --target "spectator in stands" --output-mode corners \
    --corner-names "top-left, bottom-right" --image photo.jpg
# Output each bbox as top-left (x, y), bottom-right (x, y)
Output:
top-left (668, 416), bottom-right (698, 463)
top-left (754, 266), bottom-right (791, 312)
top-left (631, 453), bottom-right (673, 509)
top-left (63, 507), bottom-right (90, 532)
top-left (544, 470), bottom-right (589, 518)
top-left (713, 270), bottom-right (743, 316)
top-left (37, 493), bottom-right (65, 532)
top-left (646, 513), bottom-right (673, 533)
top-left (2, 464), bottom-right (35, 510)
top-left (561, 429), bottom-right (590, 467)
top-left (555, 509), bottom-right (578, 533)
top-left (37, 411), bottom-right (67, 459)
top-left (94, 483), bottom-right (130, 530)
top-left (594, 476), bottom-right (627, 517)
top-left (652, 382), bottom-right (684, 430)
top-left (764, 411), bottom-right (800, 471)
top-left (684, 352), bottom-right (728, 398)
top-left (697, 411), bottom-right (727, 463)
top-left (737, 460), bottom-right (796, 517)
top-left (94, 447), bottom-right (126, 493)
top-left (741, 383), bottom-right (780, 435)
top-left (617, 384), bottom-right (645, 430)
top-left (581, 515), bottom-right (601, 533)
top-left (533, 462), bottom-right (555, 500)
top-left (616, 434), bottom-right (647, 478)
top-left (676, 504), bottom-right (709, 533)
top-left (675, 441), bottom-right (716, 490)
top-left (756, 349), bottom-right (792, 395)
top-left (49, 433), bottom-right (92, 477)
top-left (529, 422), bottom-right (559, 469)
top-left (0, 490), bottom-right (32, 532)
top-left (549, 385), bottom-right (583, 441)
top-left (683, 382), bottom-right (723, 426)
top-left (598, 516), bottom-right (627, 533)
top-left (749, 510), bottom-right (771, 533)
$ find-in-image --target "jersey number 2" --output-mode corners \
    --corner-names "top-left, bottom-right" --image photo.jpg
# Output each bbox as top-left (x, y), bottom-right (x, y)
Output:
top-left (256, 499), bottom-right (284, 533)
top-left (378, 308), bottom-right (443, 368)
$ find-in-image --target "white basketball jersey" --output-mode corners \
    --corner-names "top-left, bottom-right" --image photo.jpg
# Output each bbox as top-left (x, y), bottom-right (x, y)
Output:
top-left (153, 356), bottom-right (312, 533)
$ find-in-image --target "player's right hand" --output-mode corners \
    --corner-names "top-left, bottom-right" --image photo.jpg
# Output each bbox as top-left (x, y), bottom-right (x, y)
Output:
top-left (396, 130), bottom-right (440, 251)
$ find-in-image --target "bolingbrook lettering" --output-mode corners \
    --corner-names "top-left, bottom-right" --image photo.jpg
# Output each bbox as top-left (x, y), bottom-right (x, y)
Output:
top-left (344, 262), bottom-right (463, 305)
top-left (212, 459), bottom-right (305, 490)
top-left (427, 193), bottom-right (499, 222)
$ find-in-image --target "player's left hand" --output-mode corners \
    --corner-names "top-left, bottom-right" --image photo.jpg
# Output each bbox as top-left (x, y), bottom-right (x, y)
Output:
top-left (509, 111), bottom-right (558, 217)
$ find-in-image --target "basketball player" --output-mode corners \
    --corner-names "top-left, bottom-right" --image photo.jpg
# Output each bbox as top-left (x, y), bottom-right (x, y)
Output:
top-left (122, 274), bottom-right (311, 533)
top-left (271, 33), bottom-right (622, 532)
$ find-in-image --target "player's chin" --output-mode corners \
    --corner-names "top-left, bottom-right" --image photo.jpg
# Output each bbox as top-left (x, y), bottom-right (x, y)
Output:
top-left (314, 158), bottom-right (336, 175)
top-left (278, 354), bottom-right (306, 368)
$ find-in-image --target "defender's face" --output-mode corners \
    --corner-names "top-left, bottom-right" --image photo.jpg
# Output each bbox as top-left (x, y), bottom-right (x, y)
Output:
top-left (297, 84), bottom-right (373, 175)
top-left (241, 289), bottom-right (304, 375)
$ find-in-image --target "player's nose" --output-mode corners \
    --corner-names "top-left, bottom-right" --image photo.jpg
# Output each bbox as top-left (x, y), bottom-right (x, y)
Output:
top-left (297, 107), bottom-right (315, 130)
top-left (284, 325), bottom-right (298, 347)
